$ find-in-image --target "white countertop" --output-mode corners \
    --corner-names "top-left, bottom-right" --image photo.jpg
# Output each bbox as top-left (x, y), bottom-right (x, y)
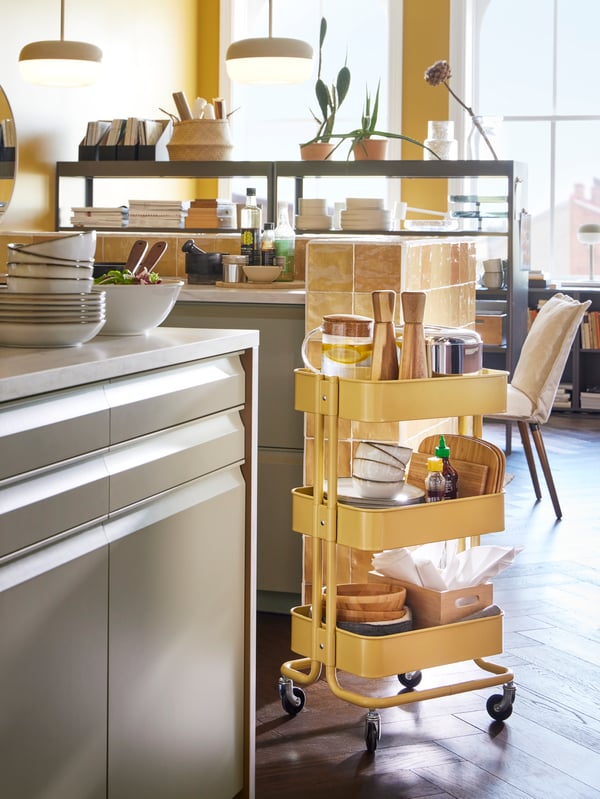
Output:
top-left (0, 327), bottom-right (259, 402)
top-left (178, 283), bottom-right (306, 305)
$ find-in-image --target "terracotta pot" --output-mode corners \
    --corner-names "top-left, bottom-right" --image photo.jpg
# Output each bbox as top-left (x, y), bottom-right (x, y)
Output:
top-left (352, 137), bottom-right (388, 161)
top-left (299, 142), bottom-right (336, 161)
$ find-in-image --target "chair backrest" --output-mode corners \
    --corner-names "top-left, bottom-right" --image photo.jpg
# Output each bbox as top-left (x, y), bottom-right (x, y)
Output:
top-left (511, 292), bottom-right (591, 423)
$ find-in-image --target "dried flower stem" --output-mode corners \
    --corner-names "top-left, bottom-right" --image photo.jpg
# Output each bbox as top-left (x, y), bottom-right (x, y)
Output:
top-left (442, 81), bottom-right (498, 160)
top-left (424, 59), bottom-right (498, 160)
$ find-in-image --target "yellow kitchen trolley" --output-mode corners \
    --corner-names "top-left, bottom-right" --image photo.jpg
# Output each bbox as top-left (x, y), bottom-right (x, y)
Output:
top-left (279, 368), bottom-right (516, 752)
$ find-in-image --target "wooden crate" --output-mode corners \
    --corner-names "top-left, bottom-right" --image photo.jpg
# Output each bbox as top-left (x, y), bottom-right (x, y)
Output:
top-left (475, 313), bottom-right (506, 346)
top-left (369, 571), bottom-right (493, 628)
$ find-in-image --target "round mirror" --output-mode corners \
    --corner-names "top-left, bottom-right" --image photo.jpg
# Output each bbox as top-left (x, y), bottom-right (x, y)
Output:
top-left (0, 85), bottom-right (16, 220)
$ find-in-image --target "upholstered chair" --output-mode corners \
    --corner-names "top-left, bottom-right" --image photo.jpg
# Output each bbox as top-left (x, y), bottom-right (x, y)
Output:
top-left (486, 292), bottom-right (591, 519)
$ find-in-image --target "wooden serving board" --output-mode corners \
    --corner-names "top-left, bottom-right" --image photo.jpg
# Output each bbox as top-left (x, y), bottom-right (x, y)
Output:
top-left (406, 452), bottom-right (489, 498)
top-left (417, 434), bottom-right (505, 494)
top-left (215, 280), bottom-right (305, 289)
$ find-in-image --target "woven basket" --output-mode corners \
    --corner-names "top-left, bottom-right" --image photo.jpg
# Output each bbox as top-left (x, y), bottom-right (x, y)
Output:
top-left (167, 119), bottom-right (233, 161)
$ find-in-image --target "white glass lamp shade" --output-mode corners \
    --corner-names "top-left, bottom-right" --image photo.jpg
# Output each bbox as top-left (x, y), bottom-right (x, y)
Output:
top-left (225, 37), bottom-right (313, 84)
top-left (577, 223), bottom-right (600, 245)
top-left (19, 40), bottom-right (102, 87)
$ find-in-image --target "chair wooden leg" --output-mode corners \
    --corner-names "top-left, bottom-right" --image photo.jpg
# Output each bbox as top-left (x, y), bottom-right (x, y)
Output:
top-left (517, 421), bottom-right (542, 501)
top-left (529, 422), bottom-right (562, 520)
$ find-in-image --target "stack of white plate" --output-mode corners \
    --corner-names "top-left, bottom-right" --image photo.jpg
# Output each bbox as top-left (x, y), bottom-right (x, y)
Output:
top-left (295, 198), bottom-right (332, 230)
top-left (0, 289), bottom-right (106, 347)
top-left (340, 197), bottom-right (392, 231)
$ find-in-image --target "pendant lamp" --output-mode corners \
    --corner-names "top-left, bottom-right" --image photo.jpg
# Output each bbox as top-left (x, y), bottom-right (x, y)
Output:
top-left (226, 0), bottom-right (313, 85)
top-left (19, 0), bottom-right (102, 87)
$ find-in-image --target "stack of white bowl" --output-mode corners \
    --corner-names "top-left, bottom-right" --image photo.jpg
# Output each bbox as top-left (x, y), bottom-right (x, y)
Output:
top-left (0, 231), bottom-right (106, 347)
top-left (295, 198), bottom-right (332, 230)
top-left (340, 198), bottom-right (393, 231)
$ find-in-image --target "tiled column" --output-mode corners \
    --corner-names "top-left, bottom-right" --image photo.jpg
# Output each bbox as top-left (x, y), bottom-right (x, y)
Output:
top-left (302, 235), bottom-right (477, 598)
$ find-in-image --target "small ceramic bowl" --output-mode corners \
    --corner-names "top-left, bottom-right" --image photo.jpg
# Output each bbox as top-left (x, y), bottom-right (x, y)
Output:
top-left (9, 230), bottom-right (96, 261)
top-left (7, 262), bottom-right (94, 279)
top-left (242, 265), bottom-right (282, 283)
top-left (6, 274), bottom-right (94, 293)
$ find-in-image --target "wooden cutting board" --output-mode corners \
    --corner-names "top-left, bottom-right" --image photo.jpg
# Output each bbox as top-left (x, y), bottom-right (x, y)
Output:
top-left (406, 452), bottom-right (489, 498)
top-left (215, 280), bottom-right (305, 289)
top-left (416, 434), bottom-right (505, 494)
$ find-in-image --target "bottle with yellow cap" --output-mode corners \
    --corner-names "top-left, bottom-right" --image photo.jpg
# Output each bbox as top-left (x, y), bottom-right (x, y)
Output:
top-left (425, 456), bottom-right (445, 502)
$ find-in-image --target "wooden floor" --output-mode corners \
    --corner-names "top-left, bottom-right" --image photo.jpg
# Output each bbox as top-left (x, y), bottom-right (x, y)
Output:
top-left (255, 414), bottom-right (600, 798)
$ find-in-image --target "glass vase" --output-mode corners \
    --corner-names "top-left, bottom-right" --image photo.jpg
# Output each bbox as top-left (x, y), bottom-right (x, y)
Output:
top-left (467, 116), bottom-right (502, 160)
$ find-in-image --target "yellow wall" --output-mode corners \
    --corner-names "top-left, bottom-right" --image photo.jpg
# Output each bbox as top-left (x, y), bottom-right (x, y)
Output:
top-left (402, 0), bottom-right (451, 215)
top-left (0, 0), bottom-right (449, 231)
top-left (0, 0), bottom-right (199, 230)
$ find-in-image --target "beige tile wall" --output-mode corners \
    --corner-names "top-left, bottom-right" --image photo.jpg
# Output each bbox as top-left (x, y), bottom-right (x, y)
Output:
top-left (0, 231), bottom-right (309, 282)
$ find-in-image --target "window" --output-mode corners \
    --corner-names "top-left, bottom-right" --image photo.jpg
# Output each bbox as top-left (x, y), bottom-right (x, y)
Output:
top-left (222, 0), bottom-right (396, 213)
top-left (455, 0), bottom-right (600, 280)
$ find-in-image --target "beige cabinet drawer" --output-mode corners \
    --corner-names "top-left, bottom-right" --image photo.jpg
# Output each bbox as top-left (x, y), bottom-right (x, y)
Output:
top-left (0, 385), bottom-right (109, 480)
top-left (105, 355), bottom-right (245, 445)
top-left (104, 409), bottom-right (245, 512)
top-left (0, 454), bottom-right (109, 558)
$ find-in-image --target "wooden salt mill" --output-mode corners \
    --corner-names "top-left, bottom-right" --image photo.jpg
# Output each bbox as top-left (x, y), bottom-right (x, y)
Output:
top-left (399, 291), bottom-right (428, 379)
top-left (371, 290), bottom-right (399, 380)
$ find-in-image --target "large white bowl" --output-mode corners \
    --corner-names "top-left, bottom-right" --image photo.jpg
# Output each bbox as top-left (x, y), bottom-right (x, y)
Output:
top-left (9, 230), bottom-right (97, 261)
top-left (6, 275), bottom-right (94, 293)
top-left (7, 262), bottom-right (94, 279)
top-left (98, 279), bottom-right (183, 335)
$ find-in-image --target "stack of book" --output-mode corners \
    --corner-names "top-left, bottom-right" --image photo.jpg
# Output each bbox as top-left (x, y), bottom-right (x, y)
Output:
top-left (580, 388), bottom-right (600, 410)
top-left (553, 382), bottom-right (572, 410)
top-left (185, 199), bottom-right (236, 229)
top-left (581, 310), bottom-right (600, 349)
top-left (128, 199), bottom-right (190, 229)
top-left (528, 270), bottom-right (551, 288)
top-left (71, 206), bottom-right (128, 228)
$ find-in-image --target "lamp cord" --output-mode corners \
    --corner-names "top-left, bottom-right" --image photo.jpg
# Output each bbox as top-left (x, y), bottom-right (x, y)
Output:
top-left (60, 0), bottom-right (65, 40)
top-left (268, 0), bottom-right (273, 37)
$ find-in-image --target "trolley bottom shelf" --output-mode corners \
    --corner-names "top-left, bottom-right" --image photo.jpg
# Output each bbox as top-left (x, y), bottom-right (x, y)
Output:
top-left (279, 604), bottom-right (516, 751)
top-left (289, 604), bottom-right (504, 677)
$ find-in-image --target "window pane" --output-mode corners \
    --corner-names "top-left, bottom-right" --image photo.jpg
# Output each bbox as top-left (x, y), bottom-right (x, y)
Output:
top-left (476, 0), bottom-right (553, 115)
top-left (556, 0), bottom-right (600, 114)
top-left (556, 120), bottom-right (600, 278)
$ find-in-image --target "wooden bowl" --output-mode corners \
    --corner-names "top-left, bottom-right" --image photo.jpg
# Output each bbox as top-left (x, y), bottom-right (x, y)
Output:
top-left (325, 583), bottom-right (406, 612)
top-left (335, 606), bottom-right (408, 623)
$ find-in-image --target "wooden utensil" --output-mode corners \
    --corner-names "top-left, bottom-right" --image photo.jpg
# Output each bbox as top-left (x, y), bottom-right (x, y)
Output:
top-left (399, 291), bottom-right (428, 379)
top-left (172, 91), bottom-right (193, 121)
top-left (371, 290), bottom-right (399, 380)
top-left (125, 239), bottom-right (148, 274)
top-left (137, 241), bottom-right (168, 274)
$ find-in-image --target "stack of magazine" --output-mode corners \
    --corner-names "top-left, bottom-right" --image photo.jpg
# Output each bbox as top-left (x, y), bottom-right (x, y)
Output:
top-left (128, 200), bottom-right (190, 229)
top-left (71, 206), bottom-right (128, 228)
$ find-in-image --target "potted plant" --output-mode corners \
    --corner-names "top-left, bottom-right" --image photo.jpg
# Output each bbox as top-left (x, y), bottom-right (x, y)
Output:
top-left (329, 81), bottom-right (441, 161)
top-left (300, 17), bottom-right (351, 160)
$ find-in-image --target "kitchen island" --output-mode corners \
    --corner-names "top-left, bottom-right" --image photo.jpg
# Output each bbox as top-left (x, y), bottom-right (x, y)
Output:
top-left (0, 327), bottom-right (258, 799)
top-left (167, 284), bottom-right (306, 613)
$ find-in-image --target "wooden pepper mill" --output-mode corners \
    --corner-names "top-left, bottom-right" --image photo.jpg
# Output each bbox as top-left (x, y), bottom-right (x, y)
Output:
top-left (399, 291), bottom-right (428, 379)
top-left (371, 290), bottom-right (399, 380)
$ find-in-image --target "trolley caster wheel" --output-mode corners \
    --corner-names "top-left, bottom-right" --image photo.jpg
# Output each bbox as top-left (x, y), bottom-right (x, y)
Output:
top-left (486, 682), bottom-right (516, 722)
top-left (364, 710), bottom-right (381, 753)
top-left (398, 670), bottom-right (422, 689)
top-left (278, 678), bottom-right (306, 716)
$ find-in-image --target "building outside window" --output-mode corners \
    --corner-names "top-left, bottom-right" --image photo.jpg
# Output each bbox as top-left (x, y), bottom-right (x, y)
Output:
top-left (454, 0), bottom-right (600, 281)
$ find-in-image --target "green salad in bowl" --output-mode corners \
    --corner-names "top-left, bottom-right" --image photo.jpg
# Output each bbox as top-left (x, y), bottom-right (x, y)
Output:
top-left (94, 268), bottom-right (162, 285)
